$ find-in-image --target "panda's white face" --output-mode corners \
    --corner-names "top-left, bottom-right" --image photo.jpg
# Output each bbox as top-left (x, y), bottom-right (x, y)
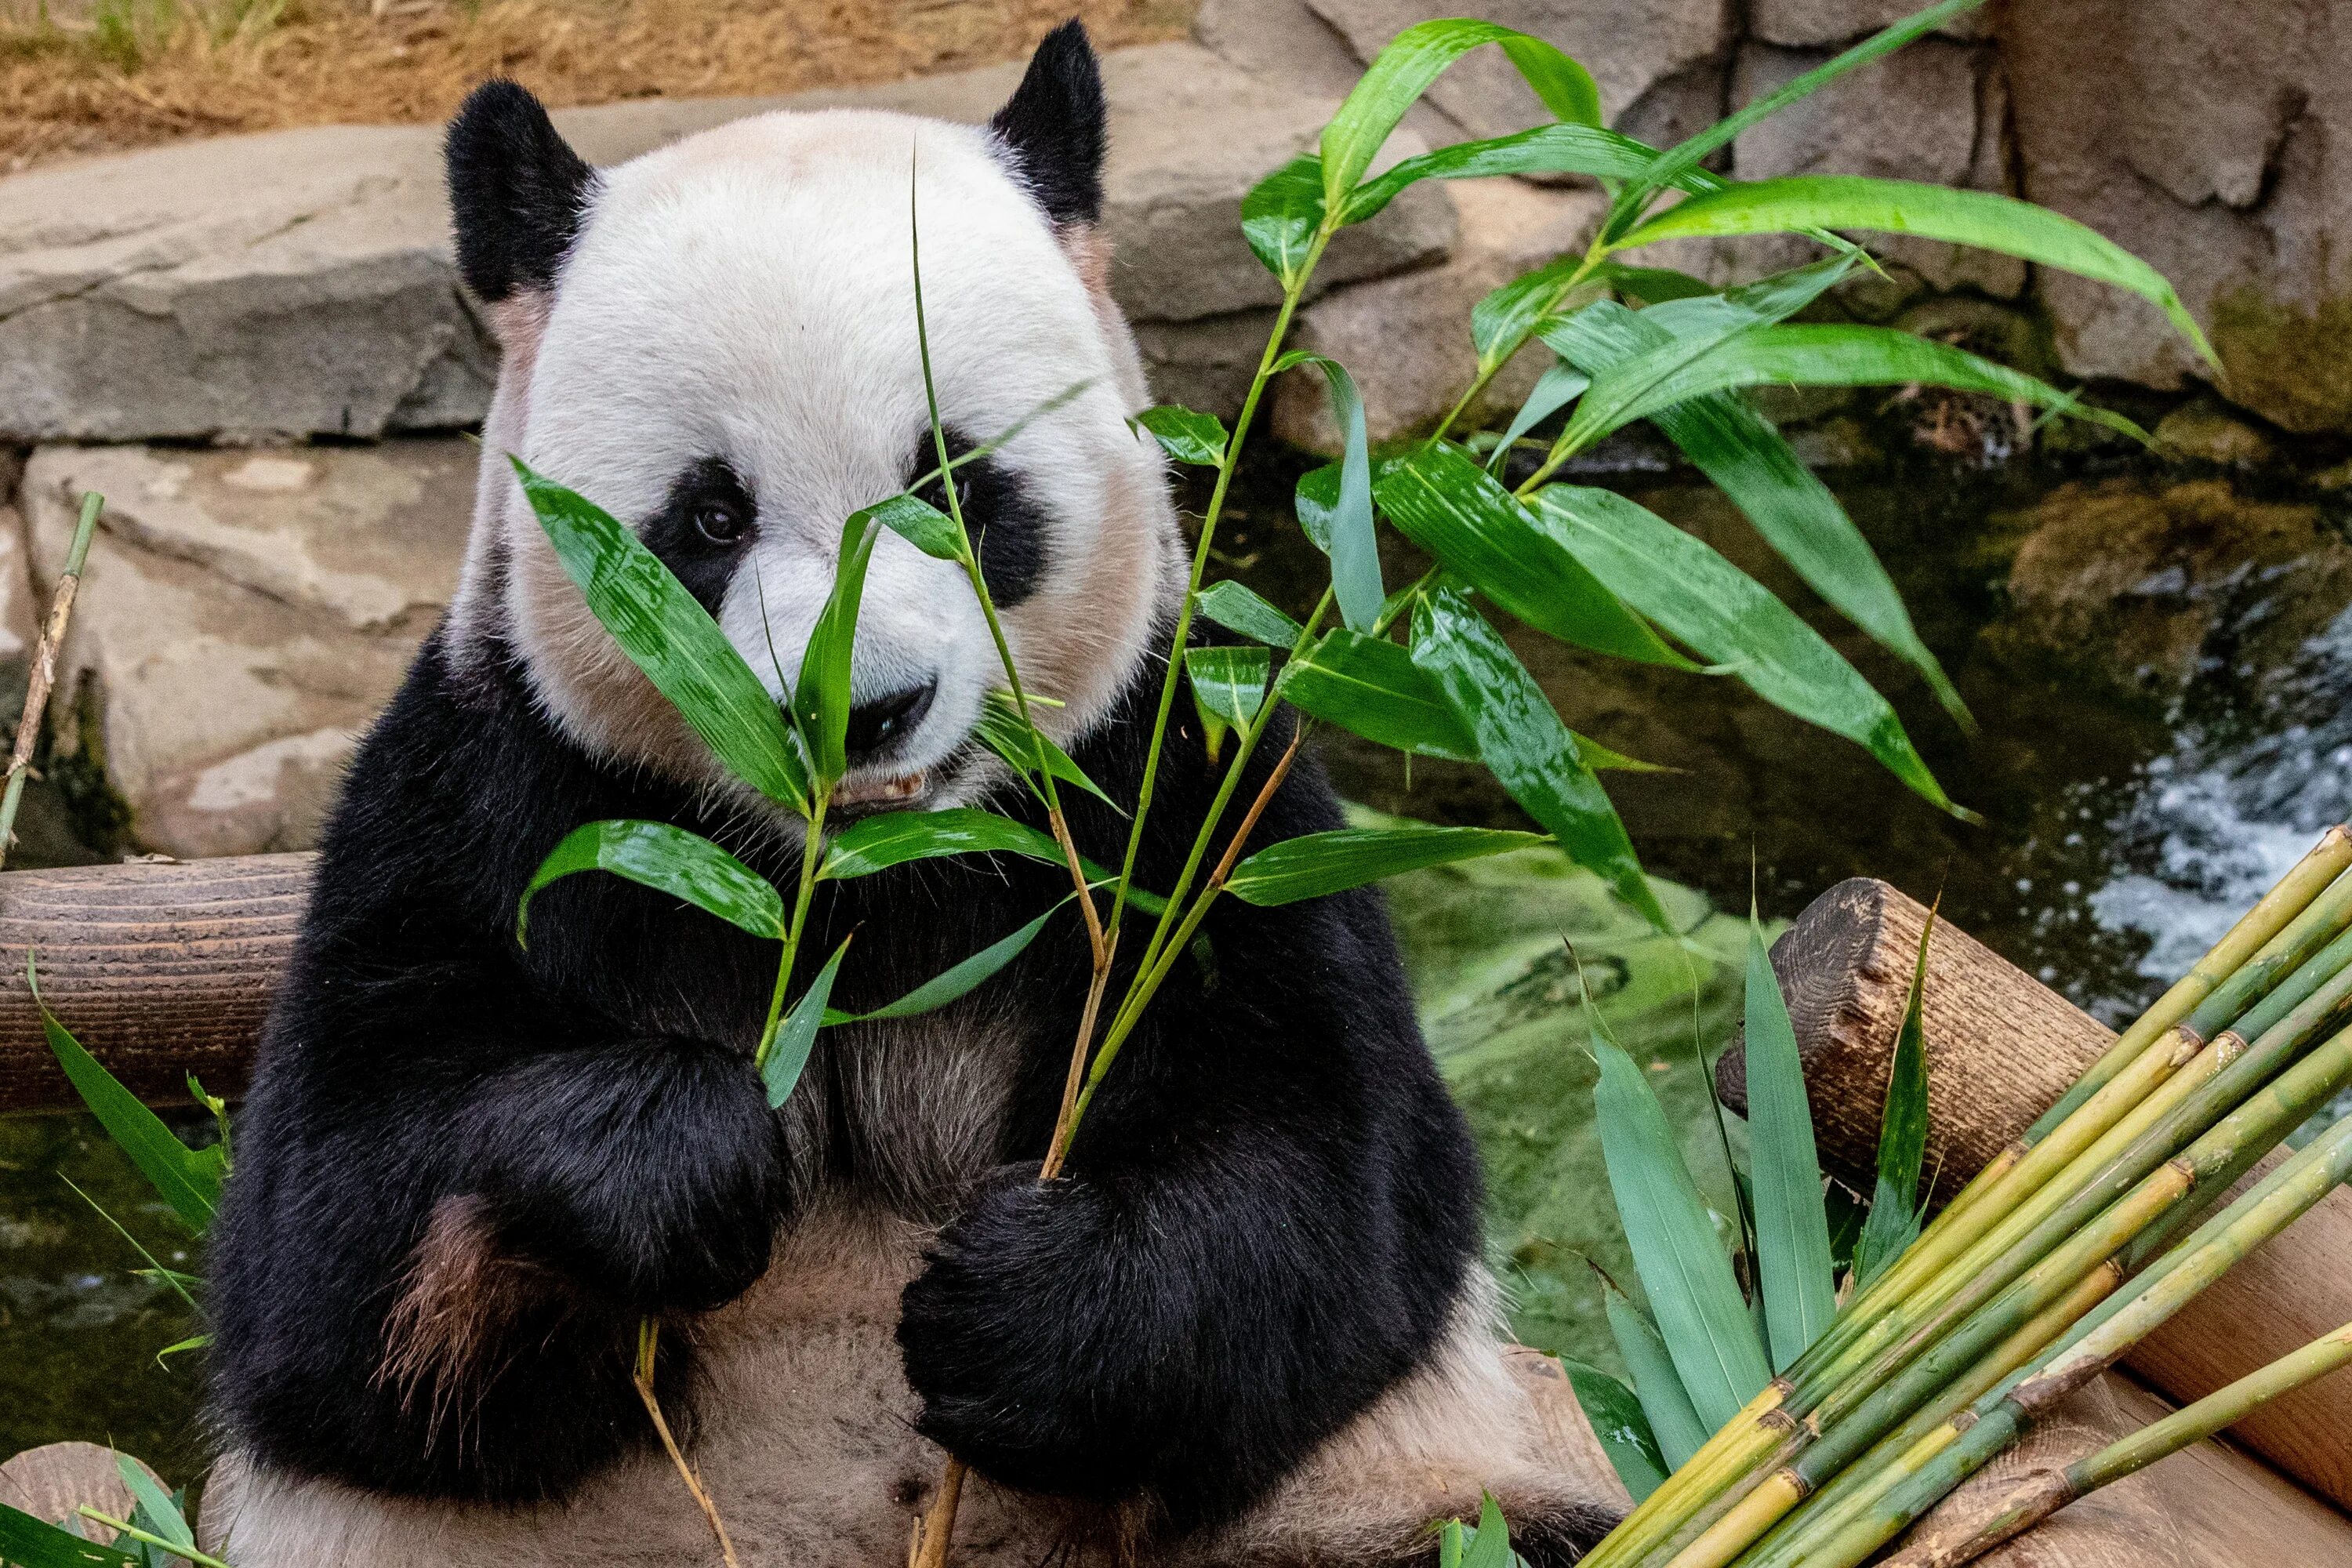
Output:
top-left (470, 107), bottom-right (1178, 816)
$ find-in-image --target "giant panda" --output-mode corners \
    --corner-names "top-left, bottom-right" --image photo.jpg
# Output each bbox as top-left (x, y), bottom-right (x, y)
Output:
top-left (199, 22), bottom-right (1626, 1567)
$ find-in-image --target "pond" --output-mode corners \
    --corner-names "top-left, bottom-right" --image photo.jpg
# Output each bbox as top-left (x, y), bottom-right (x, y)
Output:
top-left (5, 427), bottom-right (2350, 1492)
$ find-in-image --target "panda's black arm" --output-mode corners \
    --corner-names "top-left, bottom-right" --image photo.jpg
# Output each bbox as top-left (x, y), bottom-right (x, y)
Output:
top-left (897, 877), bottom-right (1484, 1533)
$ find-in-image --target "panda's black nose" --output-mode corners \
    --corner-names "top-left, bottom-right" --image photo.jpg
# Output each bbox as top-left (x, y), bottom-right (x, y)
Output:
top-left (843, 680), bottom-right (938, 764)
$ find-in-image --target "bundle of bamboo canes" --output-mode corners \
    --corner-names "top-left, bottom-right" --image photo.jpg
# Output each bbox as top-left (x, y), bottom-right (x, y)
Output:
top-left (1581, 824), bottom-right (2352, 1568)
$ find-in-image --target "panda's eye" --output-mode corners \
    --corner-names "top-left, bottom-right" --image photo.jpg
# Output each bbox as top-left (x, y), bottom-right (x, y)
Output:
top-left (693, 499), bottom-right (746, 545)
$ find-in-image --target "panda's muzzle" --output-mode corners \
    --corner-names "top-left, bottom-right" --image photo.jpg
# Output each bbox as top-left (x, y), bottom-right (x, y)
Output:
top-left (842, 679), bottom-right (938, 768)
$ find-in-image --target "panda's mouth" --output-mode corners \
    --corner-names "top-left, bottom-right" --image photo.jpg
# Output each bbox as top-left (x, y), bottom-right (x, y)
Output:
top-left (832, 769), bottom-right (930, 808)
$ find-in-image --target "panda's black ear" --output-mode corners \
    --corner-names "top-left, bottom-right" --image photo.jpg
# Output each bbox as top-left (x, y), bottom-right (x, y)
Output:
top-left (445, 79), bottom-right (597, 303)
top-left (990, 19), bottom-right (1108, 227)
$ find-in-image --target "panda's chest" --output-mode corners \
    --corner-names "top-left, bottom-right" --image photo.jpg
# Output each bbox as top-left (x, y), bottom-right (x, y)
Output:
top-left (775, 1008), bottom-right (1029, 1216)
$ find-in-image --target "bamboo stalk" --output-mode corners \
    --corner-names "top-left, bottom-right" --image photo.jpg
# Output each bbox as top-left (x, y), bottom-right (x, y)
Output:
top-left (1888, 1318), bottom-right (2352, 1568)
top-left (0, 490), bottom-right (103, 873)
top-left (1788, 1111), bottom-right (2352, 1568)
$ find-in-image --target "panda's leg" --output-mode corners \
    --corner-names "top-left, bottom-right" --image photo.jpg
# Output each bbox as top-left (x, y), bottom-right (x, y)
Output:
top-left (1163, 1276), bottom-right (1630, 1568)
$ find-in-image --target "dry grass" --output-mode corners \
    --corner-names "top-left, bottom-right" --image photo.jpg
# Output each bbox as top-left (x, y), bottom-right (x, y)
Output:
top-left (0, 0), bottom-right (1193, 170)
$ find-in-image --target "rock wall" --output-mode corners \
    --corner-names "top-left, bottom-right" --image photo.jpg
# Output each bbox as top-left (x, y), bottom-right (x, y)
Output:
top-left (0, 1), bottom-right (2344, 859)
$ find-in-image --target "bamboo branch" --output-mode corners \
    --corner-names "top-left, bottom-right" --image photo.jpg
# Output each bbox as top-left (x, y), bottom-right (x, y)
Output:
top-left (634, 1320), bottom-right (741, 1568)
top-left (0, 490), bottom-right (103, 873)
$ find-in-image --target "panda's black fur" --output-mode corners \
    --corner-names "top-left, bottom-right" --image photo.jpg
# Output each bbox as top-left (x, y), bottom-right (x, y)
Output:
top-left (204, 22), bottom-right (1620, 1563)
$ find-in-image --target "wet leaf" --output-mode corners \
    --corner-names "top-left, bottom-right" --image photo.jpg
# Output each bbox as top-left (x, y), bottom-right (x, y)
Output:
top-left (1741, 916), bottom-right (1838, 1370)
top-left (764, 936), bottom-right (849, 1108)
top-left (1194, 581), bottom-right (1305, 648)
top-left (1134, 405), bottom-right (1229, 467)
top-left (518, 819), bottom-right (782, 946)
top-left (1601, 1272), bottom-right (1711, 1469)
top-left (1225, 824), bottom-right (1547, 906)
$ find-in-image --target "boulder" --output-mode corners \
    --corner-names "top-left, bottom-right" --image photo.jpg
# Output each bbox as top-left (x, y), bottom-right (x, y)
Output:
top-left (0, 45), bottom-right (1453, 443)
top-left (2154, 399), bottom-right (2279, 467)
top-left (2003, 0), bottom-right (2352, 431)
top-left (1990, 477), bottom-right (2352, 697)
top-left (1748, 0), bottom-right (1990, 46)
top-left (1301, 0), bottom-right (1730, 143)
top-left (19, 441), bottom-right (470, 857)
top-left (1272, 178), bottom-right (1606, 449)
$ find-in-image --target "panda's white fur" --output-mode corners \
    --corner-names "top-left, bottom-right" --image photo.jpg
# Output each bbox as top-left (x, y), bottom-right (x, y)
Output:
top-left (198, 29), bottom-right (1627, 1568)
top-left (456, 107), bottom-right (1175, 811)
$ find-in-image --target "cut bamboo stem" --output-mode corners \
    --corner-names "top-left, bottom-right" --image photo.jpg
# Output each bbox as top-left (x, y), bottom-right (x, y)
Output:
top-left (0, 490), bottom-right (103, 873)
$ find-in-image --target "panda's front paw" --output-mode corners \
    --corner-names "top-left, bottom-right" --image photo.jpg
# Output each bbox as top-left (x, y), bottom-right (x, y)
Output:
top-left (897, 1167), bottom-right (1145, 1503)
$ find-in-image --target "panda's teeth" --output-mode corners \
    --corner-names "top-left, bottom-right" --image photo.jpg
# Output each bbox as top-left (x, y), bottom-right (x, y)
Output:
top-left (837, 770), bottom-right (927, 806)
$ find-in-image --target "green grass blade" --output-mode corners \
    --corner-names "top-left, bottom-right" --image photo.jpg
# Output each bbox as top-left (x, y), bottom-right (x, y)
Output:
top-left (1225, 824), bottom-right (1547, 906)
top-left (1592, 1032), bottom-right (1775, 1429)
top-left (1557, 1352), bottom-right (1671, 1501)
top-left (1552, 256), bottom-right (1855, 457)
top-left (1526, 485), bottom-right (1963, 818)
top-left (1740, 916), bottom-right (1840, 1370)
top-left (510, 458), bottom-right (808, 811)
top-left (764, 935), bottom-right (849, 1107)
top-left (31, 956), bottom-right (219, 1236)
top-left (1134, 405), bottom-right (1229, 467)
top-left (1410, 588), bottom-right (1668, 931)
top-left (1616, 175), bottom-right (2214, 365)
top-left (827, 899), bottom-right (1067, 1023)
top-left (972, 691), bottom-right (1116, 808)
top-left (1853, 905), bottom-right (1936, 1291)
top-left (1320, 18), bottom-right (1600, 211)
top-left (1542, 298), bottom-right (1967, 728)
top-left (0, 1504), bottom-right (140, 1568)
top-left (1486, 362), bottom-right (1590, 475)
top-left (1276, 353), bottom-right (1384, 631)
top-left (1610, 0), bottom-right (1987, 223)
top-left (791, 506), bottom-right (882, 785)
top-left (1193, 582), bottom-right (1305, 648)
top-left (1602, 1272), bottom-right (1712, 1468)
top-left (1606, 323), bottom-right (2150, 440)
top-left (60, 1174), bottom-right (202, 1317)
top-left (517, 818), bottom-right (783, 946)
top-left (1374, 444), bottom-right (1687, 668)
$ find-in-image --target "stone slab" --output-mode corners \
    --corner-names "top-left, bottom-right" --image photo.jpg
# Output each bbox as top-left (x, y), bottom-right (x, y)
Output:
top-left (0, 45), bottom-right (1454, 443)
top-left (19, 441), bottom-right (470, 857)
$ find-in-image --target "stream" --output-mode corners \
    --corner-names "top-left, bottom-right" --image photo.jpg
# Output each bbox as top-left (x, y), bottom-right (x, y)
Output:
top-left (5, 433), bottom-right (2349, 1489)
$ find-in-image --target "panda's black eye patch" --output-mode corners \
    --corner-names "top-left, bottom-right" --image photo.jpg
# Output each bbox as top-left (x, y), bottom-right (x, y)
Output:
top-left (642, 457), bottom-right (757, 614)
top-left (907, 429), bottom-right (1047, 608)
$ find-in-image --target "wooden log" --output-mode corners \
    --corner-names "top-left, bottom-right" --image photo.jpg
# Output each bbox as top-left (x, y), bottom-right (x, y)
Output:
top-left (1719, 876), bottom-right (2352, 1515)
top-left (0, 853), bottom-right (310, 1112)
top-left (1907, 1370), bottom-right (2352, 1568)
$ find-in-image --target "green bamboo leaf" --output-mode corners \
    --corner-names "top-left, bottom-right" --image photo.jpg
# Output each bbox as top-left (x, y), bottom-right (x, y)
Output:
top-left (1542, 299), bottom-right (1968, 728)
top-left (1526, 485), bottom-right (1964, 818)
top-left (1322, 19), bottom-right (1601, 213)
top-left (818, 806), bottom-right (1065, 880)
top-left (1853, 906), bottom-right (1936, 1291)
top-left (1741, 916), bottom-right (1838, 1371)
top-left (1486, 362), bottom-right (1589, 474)
top-left (517, 819), bottom-right (782, 946)
top-left (0, 1504), bottom-right (140, 1568)
top-left (1134, 405), bottom-right (1229, 467)
top-left (1276, 354), bottom-right (1383, 632)
top-left (31, 956), bottom-right (219, 1237)
top-left (793, 506), bottom-right (883, 785)
top-left (1185, 644), bottom-right (1272, 734)
top-left (1194, 581), bottom-right (1305, 648)
top-left (1556, 1352), bottom-right (1671, 1501)
top-left (1345, 122), bottom-right (1680, 226)
top-left (972, 690), bottom-right (1115, 808)
top-left (1592, 1031), bottom-right (1774, 1430)
top-left (1225, 824), bottom-right (1547, 906)
top-left (1241, 154), bottom-right (1326, 286)
top-left (1601, 1272), bottom-right (1711, 1468)
top-left (112, 1457), bottom-right (191, 1553)
top-left (1604, 323), bottom-right (2149, 441)
top-left (1410, 589), bottom-right (1668, 931)
top-left (764, 935), bottom-right (849, 1108)
top-left (510, 458), bottom-right (808, 811)
top-left (60, 1174), bottom-right (201, 1317)
top-left (1610, 0), bottom-right (1987, 222)
top-left (1457, 1494), bottom-right (1515, 1568)
top-left (857, 492), bottom-right (966, 563)
top-left (827, 899), bottom-right (1066, 1023)
top-left (1599, 263), bottom-right (1716, 303)
top-left (1472, 254), bottom-right (1587, 373)
top-left (1552, 255), bottom-right (1854, 459)
top-left (155, 1334), bottom-right (210, 1365)
top-left (1616, 175), bottom-right (2213, 365)
top-left (1374, 444), bottom-right (1686, 668)
top-left (1281, 628), bottom-right (1475, 760)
